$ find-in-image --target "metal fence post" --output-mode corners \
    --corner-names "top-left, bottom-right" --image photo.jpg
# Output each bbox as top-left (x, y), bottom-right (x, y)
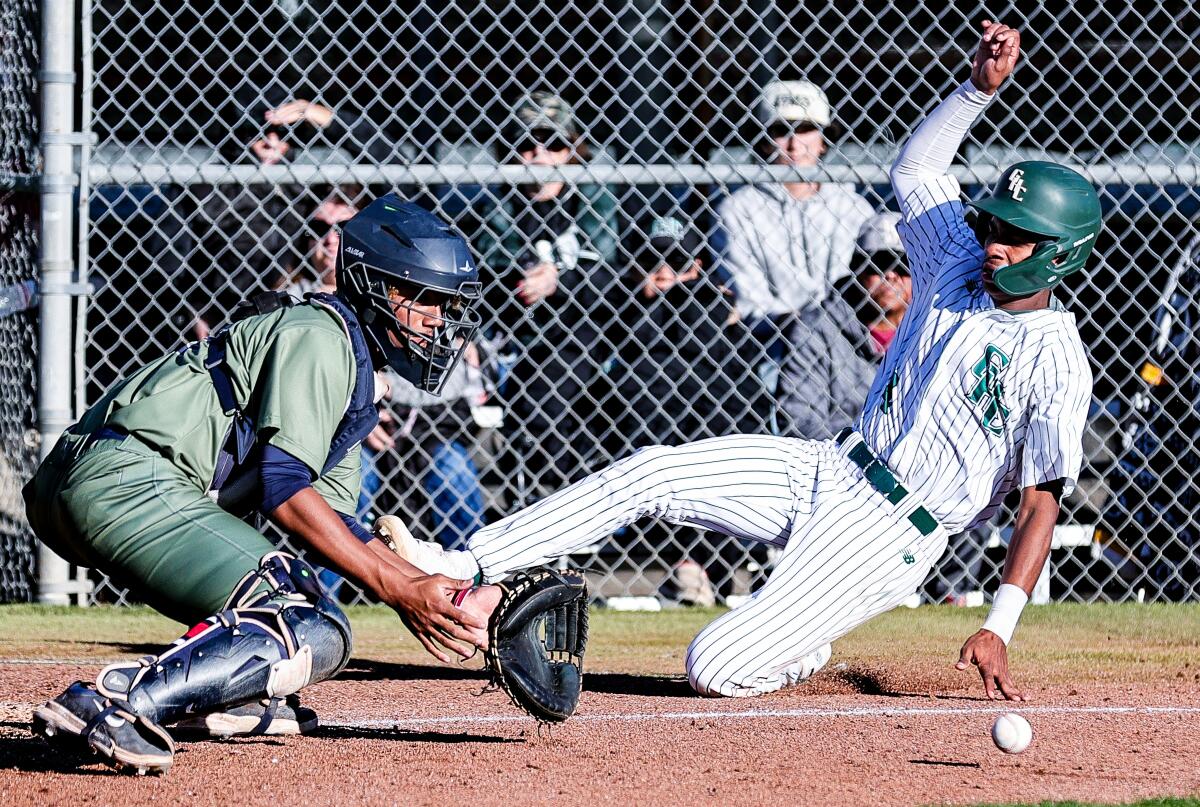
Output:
top-left (36, 0), bottom-right (78, 604)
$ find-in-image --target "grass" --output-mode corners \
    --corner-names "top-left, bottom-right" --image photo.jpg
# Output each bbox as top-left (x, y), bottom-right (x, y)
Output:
top-left (1, 602), bottom-right (1197, 683)
top-left (972, 799), bottom-right (1200, 807)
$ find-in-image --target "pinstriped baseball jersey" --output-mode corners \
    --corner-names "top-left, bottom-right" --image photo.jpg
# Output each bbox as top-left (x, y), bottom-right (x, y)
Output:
top-left (856, 174), bottom-right (1092, 533)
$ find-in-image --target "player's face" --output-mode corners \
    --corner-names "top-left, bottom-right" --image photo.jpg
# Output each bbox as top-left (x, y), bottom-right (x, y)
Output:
top-left (386, 287), bottom-right (445, 348)
top-left (981, 217), bottom-right (1040, 298)
top-left (769, 123), bottom-right (825, 167)
top-left (311, 228), bottom-right (340, 277)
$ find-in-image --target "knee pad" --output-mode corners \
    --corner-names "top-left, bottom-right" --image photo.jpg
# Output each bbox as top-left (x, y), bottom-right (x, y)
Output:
top-left (96, 552), bottom-right (353, 726)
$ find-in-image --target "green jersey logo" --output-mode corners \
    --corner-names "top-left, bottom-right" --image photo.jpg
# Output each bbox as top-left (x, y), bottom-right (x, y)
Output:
top-left (965, 344), bottom-right (1011, 435)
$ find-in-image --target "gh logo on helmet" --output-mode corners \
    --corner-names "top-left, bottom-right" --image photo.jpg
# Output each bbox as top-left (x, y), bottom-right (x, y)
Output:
top-left (1007, 169), bottom-right (1027, 202)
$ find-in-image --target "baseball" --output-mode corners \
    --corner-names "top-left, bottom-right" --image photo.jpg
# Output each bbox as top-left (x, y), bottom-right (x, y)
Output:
top-left (991, 713), bottom-right (1033, 754)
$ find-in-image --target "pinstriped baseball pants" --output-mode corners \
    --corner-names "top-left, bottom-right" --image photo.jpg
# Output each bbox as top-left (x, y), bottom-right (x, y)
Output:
top-left (467, 434), bottom-right (948, 698)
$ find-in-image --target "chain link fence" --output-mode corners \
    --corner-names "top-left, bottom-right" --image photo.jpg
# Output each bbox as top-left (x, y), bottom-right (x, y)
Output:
top-left (0, 0), bottom-right (40, 602)
top-left (70, 0), bottom-right (1200, 605)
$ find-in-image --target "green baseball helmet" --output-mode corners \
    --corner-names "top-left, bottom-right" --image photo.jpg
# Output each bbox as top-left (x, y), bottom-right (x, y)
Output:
top-left (967, 161), bottom-right (1102, 296)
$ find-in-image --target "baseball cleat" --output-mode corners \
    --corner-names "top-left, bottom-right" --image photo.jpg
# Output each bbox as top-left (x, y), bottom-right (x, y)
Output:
top-left (31, 681), bottom-right (174, 775)
top-left (790, 643), bottom-right (833, 685)
top-left (376, 514), bottom-right (479, 580)
top-left (375, 514), bottom-right (447, 574)
top-left (172, 694), bottom-right (318, 738)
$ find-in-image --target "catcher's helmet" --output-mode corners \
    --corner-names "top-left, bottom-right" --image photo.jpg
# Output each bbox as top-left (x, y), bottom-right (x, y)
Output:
top-left (967, 161), bottom-right (1102, 296)
top-left (336, 195), bottom-right (482, 393)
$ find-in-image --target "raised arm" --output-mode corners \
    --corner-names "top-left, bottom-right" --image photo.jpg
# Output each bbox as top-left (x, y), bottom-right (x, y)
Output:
top-left (890, 21), bottom-right (1020, 218)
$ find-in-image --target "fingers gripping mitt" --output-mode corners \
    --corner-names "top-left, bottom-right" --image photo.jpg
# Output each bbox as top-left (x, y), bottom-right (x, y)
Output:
top-left (485, 568), bottom-right (589, 723)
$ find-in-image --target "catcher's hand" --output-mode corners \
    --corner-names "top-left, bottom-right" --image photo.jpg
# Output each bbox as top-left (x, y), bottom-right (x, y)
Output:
top-left (485, 568), bottom-right (589, 723)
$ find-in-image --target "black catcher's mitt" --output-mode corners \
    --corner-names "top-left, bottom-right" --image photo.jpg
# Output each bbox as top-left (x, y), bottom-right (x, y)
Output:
top-left (485, 568), bottom-right (589, 723)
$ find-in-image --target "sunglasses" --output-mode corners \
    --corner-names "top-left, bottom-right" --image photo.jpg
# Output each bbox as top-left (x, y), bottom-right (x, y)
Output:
top-left (515, 134), bottom-right (572, 155)
top-left (987, 217), bottom-right (1044, 247)
top-left (767, 121), bottom-right (820, 139)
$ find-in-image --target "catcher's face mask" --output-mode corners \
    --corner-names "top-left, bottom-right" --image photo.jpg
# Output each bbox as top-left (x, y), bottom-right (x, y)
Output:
top-left (374, 278), bottom-right (482, 394)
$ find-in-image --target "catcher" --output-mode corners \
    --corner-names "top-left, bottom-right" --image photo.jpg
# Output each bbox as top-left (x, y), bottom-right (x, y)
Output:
top-left (24, 197), bottom-right (583, 775)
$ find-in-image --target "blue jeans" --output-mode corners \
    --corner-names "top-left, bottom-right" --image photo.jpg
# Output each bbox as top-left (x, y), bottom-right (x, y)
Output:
top-left (426, 441), bottom-right (486, 550)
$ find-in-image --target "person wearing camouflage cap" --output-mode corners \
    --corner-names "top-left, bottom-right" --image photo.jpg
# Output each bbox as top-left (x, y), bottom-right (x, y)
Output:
top-left (475, 91), bottom-right (619, 494)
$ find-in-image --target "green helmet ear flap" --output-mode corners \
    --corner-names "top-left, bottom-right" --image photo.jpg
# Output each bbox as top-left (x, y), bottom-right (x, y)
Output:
top-left (992, 241), bottom-right (1064, 296)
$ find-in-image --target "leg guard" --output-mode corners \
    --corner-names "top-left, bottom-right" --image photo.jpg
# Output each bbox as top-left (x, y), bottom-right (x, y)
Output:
top-left (96, 551), bottom-right (352, 727)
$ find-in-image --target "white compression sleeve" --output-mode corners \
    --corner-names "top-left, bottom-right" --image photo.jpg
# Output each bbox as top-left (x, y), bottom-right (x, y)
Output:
top-left (890, 80), bottom-right (995, 213)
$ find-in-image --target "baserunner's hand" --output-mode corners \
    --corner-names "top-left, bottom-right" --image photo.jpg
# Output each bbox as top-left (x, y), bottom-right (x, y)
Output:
top-left (388, 573), bottom-right (487, 664)
top-left (956, 629), bottom-right (1026, 701)
top-left (970, 20), bottom-right (1021, 95)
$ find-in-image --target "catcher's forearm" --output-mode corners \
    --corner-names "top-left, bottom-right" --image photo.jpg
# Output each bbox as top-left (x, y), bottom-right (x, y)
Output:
top-left (271, 487), bottom-right (398, 597)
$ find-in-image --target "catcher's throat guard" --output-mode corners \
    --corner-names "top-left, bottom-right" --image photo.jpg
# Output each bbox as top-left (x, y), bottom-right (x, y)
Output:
top-left (486, 568), bottom-right (589, 723)
top-left (967, 161), bottom-right (1102, 296)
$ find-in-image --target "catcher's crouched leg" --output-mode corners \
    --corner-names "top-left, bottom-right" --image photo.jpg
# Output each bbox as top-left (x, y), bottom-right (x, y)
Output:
top-left (32, 552), bottom-right (351, 773)
top-left (477, 568), bottom-right (589, 723)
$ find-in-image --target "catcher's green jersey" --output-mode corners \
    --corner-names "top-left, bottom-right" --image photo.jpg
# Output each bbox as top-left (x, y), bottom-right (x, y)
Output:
top-left (76, 303), bottom-right (362, 514)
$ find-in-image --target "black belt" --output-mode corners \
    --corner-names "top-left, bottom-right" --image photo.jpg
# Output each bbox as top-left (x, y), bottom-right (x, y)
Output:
top-left (835, 428), bottom-right (938, 537)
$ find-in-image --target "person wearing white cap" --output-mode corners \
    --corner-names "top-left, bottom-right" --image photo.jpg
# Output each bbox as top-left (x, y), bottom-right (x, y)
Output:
top-left (717, 79), bottom-right (874, 416)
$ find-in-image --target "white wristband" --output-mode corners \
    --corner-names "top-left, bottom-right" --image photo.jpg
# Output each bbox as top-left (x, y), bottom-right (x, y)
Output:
top-left (981, 583), bottom-right (1029, 646)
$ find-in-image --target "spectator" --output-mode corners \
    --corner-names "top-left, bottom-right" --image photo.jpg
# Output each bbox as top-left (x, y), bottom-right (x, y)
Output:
top-left (603, 214), bottom-right (772, 604)
top-left (776, 212), bottom-right (905, 441)
top-left (264, 98), bottom-right (402, 162)
top-left (277, 192), bottom-right (361, 299)
top-left (717, 79), bottom-right (873, 409)
top-left (475, 91), bottom-right (620, 498)
top-left (604, 214), bottom-right (769, 451)
top-left (189, 114), bottom-right (323, 338)
top-left (851, 211), bottom-right (913, 355)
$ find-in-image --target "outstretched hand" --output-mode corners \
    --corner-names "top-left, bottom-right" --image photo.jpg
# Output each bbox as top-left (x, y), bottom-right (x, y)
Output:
top-left (970, 20), bottom-right (1021, 95)
top-left (957, 629), bottom-right (1026, 701)
top-left (388, 573), bottom-right (486, 664)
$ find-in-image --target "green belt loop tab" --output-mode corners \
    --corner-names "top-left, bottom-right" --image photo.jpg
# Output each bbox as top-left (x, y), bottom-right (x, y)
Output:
top-left (909, 508), bottom-right (938, 537)
top-left (843, 431), bottom-right (939, 537)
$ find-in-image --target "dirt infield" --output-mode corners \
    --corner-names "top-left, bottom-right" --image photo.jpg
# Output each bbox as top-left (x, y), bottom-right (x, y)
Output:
top-left (1, 604), bottom-right (1198, 807)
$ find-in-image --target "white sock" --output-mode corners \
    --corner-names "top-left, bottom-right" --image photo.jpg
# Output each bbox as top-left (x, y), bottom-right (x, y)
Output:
top-left (443, 550), bottom-right (482, 584)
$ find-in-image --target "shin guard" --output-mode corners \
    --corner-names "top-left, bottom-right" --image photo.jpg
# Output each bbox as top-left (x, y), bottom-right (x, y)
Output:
top-left (96, 552), bottom-right (352, 726)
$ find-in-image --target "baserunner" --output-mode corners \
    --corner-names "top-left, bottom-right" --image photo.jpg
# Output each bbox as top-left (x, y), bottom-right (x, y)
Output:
top-left (400, 20), bottom-right (1101, 703)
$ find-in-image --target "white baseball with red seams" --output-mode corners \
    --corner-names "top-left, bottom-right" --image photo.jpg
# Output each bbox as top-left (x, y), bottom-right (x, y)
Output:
top-left (420, 80), bottom-right (1090, 699)
top-left (991, 712), bottom-right (1033, 753)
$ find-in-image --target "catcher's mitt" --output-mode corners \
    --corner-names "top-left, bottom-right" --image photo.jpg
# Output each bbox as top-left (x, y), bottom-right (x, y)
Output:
top-left (484, 567), bottom-right (588, 723)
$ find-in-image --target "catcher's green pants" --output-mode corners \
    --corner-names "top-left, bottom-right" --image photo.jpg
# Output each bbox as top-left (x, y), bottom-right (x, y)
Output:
top-left (24, 431), bottom-right (273, 624)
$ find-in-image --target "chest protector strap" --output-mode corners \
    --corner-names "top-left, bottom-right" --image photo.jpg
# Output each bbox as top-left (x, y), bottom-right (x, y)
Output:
top-left (204, 291), bottom-right (377, 499)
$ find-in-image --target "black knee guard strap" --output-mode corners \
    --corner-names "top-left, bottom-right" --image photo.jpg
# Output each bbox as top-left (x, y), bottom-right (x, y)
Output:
top-left (97, 552), bottom-right (353, 726)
